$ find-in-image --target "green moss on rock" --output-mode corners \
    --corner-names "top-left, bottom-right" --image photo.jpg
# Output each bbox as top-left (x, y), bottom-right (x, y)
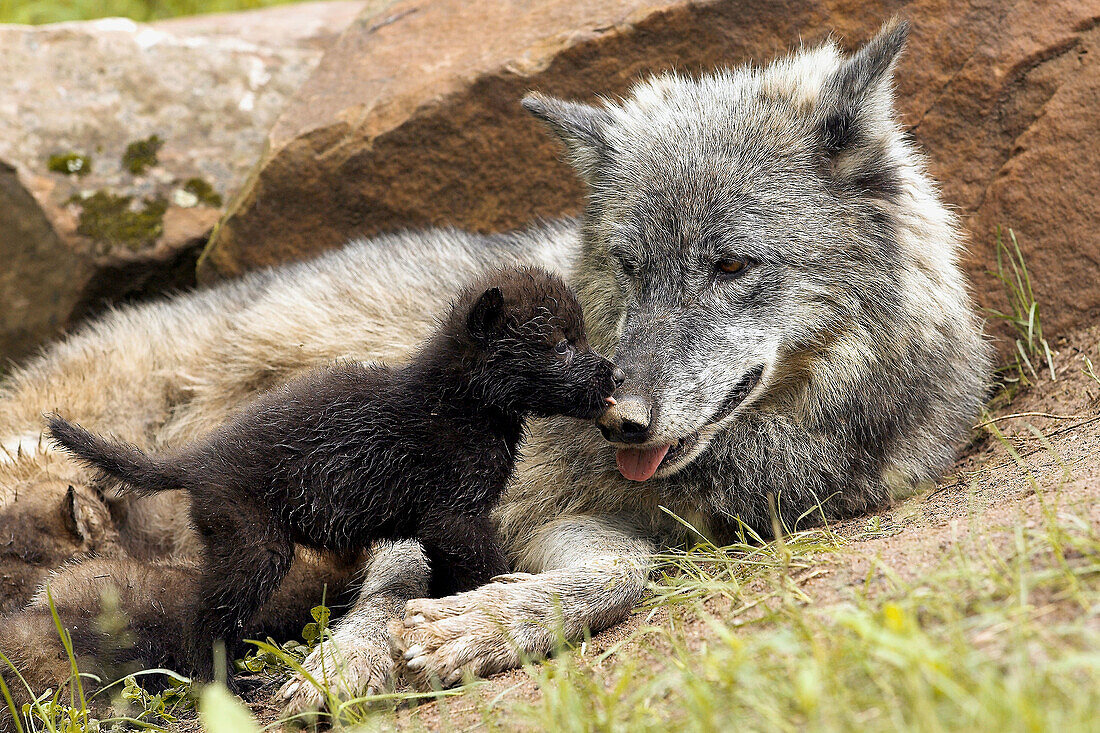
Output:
top-left (47, 152), bottom-right (92, 176)
top-left (71, 191), bottom-right (167, 249)
top-left (122, 135), bottom-right (164, 174)
top-left (183, 177), bottom-right (223, 207)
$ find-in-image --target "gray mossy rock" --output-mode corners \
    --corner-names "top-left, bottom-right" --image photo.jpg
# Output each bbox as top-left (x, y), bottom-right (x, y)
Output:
top-left (201, 0), bottom-right (1100, 351)
top-left (0, 2), bottom-right (365, 365)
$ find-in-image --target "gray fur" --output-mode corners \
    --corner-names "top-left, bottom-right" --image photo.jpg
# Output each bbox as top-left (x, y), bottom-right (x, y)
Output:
top-left (294, 18), bottom-right (990, 705)
top-left (0, 19), bottom-right (990, 709)
top-left (279, 541), bottom-right (429, 708)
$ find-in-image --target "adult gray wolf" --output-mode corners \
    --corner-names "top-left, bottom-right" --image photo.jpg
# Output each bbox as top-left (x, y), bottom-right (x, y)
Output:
top-left (0, 17), bottom-right (989, 713)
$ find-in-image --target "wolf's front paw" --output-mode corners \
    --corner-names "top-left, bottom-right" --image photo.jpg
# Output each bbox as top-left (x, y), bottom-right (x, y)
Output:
top-left (278, 636), bottom-right (395, 715)
top-left (388, 581), bottom-right (549, 689)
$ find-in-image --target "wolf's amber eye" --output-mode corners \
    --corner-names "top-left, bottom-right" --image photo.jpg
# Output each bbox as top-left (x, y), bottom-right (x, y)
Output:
top-left (716, 259), bottom-right (747, 279)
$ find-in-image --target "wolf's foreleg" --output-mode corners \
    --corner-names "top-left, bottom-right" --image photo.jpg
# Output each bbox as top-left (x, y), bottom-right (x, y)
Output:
top-left (390, 515), bottom-right (653, 689)
top-left (279, 540), bottom-right (430, 713)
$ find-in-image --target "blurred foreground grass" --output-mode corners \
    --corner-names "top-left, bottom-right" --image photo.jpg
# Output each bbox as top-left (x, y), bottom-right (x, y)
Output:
top-left (0, 0), bottom-right (304, 25)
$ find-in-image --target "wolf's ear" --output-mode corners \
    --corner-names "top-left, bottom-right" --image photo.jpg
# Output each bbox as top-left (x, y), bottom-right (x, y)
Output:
top-left (522, 92), bottom-right (611, 181)
top-left (468, 287), bottom-right (505, 339)
top-left (819, 17), bottom-right (909, 155)
top-left (62, 485), bottom-right (89, 543)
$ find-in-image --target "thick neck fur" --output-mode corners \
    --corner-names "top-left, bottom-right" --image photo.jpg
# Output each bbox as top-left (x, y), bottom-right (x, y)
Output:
top-left (402, 328), bottom-right (525, 440)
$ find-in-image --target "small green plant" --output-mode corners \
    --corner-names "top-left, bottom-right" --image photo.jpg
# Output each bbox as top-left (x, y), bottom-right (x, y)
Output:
top-left (234, 603), bottom-right (326, 678)
top-left (234, 638), bottom-right (311, 677)
top-left (985, 227), bottom-right (1055, 384)
top-left (121, 135), bottom-right (163, 175)
top-left (46, 152), bottom-right (91, 177)
top-left (70, 190), bottom-right (167, 249)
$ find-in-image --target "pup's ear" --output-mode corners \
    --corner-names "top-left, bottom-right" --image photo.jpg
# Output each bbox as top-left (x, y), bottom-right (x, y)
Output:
top-left (522, 92), bottom-right (612, 182)
top-left (61, 485), bottom-right (88, 544)
top-left (467, 287), bottom-right (505, 339)
top-left (817, 17), bottom-right (909, 193)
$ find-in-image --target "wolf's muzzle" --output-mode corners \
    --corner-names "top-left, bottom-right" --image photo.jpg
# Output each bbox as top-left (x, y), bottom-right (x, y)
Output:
top-left (596, 395), bottom-right (652, 443)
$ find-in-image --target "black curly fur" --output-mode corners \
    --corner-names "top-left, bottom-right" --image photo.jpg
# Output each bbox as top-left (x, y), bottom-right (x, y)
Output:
top-left (46, 266), bottom-right (621, 686)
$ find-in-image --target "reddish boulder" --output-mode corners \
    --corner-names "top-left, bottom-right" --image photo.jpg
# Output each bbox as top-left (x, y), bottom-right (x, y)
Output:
top-left (198, 0), bottom-right (902, 276)
top-left (191, 0), bottom-right (1097, 346)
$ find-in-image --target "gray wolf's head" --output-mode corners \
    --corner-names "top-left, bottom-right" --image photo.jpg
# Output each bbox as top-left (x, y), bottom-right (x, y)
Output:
top-left (524, 19), bottom-right (980, 485)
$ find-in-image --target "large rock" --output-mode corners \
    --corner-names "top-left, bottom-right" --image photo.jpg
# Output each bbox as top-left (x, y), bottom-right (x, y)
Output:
top-left (0, 1), bottom-right (365, 364)
top-left (201, 0), bottom-right (1100, 347)
top-left (944, 6), bottom-right (1100, 338)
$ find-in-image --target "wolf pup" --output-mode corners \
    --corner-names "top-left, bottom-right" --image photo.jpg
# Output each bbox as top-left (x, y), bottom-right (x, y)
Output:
top-left (46, 265), bottom-right (623, 687)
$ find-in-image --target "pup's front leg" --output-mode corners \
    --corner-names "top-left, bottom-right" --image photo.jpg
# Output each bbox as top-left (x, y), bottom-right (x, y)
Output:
top-left (420, 512), bottom-right (509, 597)
top-left (279, 540), bottom-right (430, 714)
top-left (390, 515), bottom-right (653, 689)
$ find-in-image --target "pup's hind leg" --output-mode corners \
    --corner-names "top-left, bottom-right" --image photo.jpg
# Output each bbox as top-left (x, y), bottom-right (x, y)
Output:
top-left (189, 512), bottom-right (294, 687)
top-left (419, 513), bottom-right (508, 597)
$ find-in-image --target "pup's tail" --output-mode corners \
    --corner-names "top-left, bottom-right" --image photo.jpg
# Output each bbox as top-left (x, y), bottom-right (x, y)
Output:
top-left (45, 413), bottom-right (183, 496)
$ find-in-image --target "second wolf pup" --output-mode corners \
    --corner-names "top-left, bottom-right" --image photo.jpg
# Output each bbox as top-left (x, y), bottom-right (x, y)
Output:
top-left (47, 266), bottom-right (623, 686)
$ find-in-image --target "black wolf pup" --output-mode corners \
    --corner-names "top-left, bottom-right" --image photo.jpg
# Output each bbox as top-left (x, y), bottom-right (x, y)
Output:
top-left (47, 266), bottom-right (623, 686)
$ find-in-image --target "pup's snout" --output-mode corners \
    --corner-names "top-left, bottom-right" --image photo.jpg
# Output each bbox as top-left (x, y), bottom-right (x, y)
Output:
top-left (597, 396), bottom-right (652, 444)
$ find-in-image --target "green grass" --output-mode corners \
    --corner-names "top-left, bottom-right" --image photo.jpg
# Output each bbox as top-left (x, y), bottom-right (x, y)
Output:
top-left (505, 469), bottom-right (1099, 731)
top-left (516, 560), bottom-right (1099, 732)
top-left (986, 227), bottom-right (1056, 386)
top-left (5, 479), bottom-right (1097, 732)
top-left (0, 0), bottom-right (306, 25)
top-left (640, 504), bottom-right (845, 612)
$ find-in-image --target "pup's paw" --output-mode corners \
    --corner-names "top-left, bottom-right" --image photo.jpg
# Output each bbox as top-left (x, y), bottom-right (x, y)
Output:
top-left (278, 636), bottom-right (395, 715)
top-left (389, 582), bottom-right (545, 690)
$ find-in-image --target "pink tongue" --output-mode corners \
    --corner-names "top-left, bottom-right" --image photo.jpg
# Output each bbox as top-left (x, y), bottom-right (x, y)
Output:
top-left (616, 444), bottom-right (672, 482)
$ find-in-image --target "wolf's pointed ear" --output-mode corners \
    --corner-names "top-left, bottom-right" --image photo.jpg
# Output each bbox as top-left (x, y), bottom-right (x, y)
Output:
top-left (522, 92), bottom-right (611, 181)
top-left (468, 287), bottom-right (505, 339)
top-left (819, 17), bottom-right (909, 154)
top-left (62, 485), bottom-right (89, 543)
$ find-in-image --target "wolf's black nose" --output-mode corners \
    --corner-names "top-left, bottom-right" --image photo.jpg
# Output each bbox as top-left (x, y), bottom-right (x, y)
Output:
top-left (618, 418), bottom-right (649, 442)
top-left (596, 396), bottom-right (651, 443)
top-left (611, 367), bottom-right (627, 388)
